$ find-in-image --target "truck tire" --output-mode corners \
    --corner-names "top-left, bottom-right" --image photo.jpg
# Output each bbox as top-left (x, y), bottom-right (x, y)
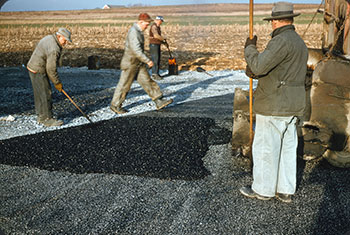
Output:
top-left (323, 149), bottom-right (350, 168)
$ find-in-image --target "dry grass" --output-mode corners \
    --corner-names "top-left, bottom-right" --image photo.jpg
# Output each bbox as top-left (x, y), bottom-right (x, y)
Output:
top-left (0, 3), bottom-right (323, 71)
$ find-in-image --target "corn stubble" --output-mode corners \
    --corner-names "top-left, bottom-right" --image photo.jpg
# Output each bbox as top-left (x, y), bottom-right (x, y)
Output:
top-left (0, 24), bottom-right (321, 71)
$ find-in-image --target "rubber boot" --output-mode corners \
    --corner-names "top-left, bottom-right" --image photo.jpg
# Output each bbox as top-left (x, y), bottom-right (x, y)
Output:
top-left (154, 97), bottom-right (173, 110)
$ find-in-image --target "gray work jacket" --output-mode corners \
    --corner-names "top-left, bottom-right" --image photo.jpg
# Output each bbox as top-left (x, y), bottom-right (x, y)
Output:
top-left (245, 25), bottom-right (308, 117)
top-left (27, 34), bottom-right (62, 85)
top-left (120, 23), bottom-right (151, 70)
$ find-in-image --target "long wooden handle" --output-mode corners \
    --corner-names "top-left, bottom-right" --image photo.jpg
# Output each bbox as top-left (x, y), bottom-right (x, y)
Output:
top-left (249, 0), bottom-right (254, 144)
top-left (165, 40), bottom-right (173, 58)
top-left (62, 89), bottom-right (93, 124)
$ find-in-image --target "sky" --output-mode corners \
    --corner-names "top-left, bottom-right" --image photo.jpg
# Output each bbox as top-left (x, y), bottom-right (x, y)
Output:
top-left (1, 0), bottom-right (322, 12)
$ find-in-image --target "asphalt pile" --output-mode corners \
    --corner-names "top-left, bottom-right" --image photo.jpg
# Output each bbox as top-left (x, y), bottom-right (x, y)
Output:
top-left (0, 116), bottom-right (214, 180)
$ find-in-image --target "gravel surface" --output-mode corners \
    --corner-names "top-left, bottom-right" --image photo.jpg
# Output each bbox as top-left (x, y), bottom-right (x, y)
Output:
top-left (0, 67), bottom-right (350, 234)
top-left (0, 66), bottom-right (246, 140)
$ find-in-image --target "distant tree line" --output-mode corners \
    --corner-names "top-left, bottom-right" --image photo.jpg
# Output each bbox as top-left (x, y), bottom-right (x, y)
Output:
top-left (126, 3), bottom-right (151, 7)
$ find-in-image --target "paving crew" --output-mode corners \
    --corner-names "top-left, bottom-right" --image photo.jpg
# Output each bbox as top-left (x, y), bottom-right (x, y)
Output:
top-left (239, 2), bottom-right (308, 203)
top-left (149, 15), bottom-right (167, 80)
top-left (27, 28), bottom-right (72, 127)
top-left (110, 13), bottom-right (173, 114)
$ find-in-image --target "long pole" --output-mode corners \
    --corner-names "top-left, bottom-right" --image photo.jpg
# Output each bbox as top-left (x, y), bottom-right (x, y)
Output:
top-left (62, 89), bottom-right (93, 124)
top-left (164, 39), bottom-right (173, 58)
top-left (249, 0), bottom-right (254, 162)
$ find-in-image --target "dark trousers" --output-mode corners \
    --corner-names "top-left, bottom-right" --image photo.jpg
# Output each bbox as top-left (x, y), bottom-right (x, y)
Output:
top-left (29, 71), bottom-right (53, 120)
top-left (150, 44), bottom-right (161, 75)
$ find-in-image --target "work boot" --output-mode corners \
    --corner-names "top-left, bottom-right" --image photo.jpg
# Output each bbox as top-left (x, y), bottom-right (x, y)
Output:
top-left (239, 186), bottom-right (272, 201)
top-left (110, 105), bottom-right (128, 114)
top-left (38, 118), bottom-right (63, 127)
top-left (151, 74), bottom-right (162, 81)
top-left (154, 97), bottom-right (173, 110)
top-left (276, 193), bottom-right (292, 203)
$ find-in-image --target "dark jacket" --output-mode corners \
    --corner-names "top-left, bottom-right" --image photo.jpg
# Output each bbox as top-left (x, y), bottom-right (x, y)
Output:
top-left (27, 34), bottom-right (62, 85)
top-left (245, 25), bottom-right (308, 116)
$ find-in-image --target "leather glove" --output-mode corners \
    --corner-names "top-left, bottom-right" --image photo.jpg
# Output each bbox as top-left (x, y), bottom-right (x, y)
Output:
top-left (55, 82), bottom-right (63, 92)
top-left (244, 35), bottom-right (257, 48)
top-left (245, 65), bottom-right (256, 78)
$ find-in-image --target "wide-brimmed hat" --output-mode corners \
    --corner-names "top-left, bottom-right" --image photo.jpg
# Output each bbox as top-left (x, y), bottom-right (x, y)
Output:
top-left (155, 16), bottom-right (164, 22)
top-left (263, 2), bottom-right (300, 21)
top-left (56, 28), bottom-right (72, 42)
top-left (138, 13), bottom-right (153, 22)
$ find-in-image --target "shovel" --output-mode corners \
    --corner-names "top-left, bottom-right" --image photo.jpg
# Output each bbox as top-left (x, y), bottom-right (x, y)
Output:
top-left (62, 89), bottom-right (93, 124)
top-left (164, 39), bottom-right (173, 58)
top-left (196, 66), bottom-right (214, 77)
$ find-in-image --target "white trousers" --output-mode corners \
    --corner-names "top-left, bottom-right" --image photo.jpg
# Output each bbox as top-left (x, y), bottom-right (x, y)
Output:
top-left (252, 114), bottom-right (298, 197)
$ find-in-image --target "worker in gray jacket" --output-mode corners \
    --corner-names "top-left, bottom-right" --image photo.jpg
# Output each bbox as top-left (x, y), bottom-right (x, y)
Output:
top-left (27, 28), bottom-right (72, 126)
top-left (110, 13), bottom-right (173, 114)
top-left (239, 2), bottom-right (308, 203)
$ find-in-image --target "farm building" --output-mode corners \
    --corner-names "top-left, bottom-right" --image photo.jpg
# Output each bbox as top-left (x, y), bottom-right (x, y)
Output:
top-left (103, 4), bottom-right (124, 9)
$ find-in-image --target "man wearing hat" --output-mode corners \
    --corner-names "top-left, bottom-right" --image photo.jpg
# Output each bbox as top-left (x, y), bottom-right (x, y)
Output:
top-left (27, 28), bottom-right (72, 126)
top-left (239, 2), bottom-right (308, 203)
top-left (149, 16), bottom-right (167, 80)
top-left (110, 13), bottom-right (173, 114)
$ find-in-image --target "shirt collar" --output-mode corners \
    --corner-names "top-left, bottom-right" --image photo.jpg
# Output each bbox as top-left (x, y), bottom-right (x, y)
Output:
top-left (134, 23), bottom-right (142, 32)
top-left (53, 33), bottom-right (63, 49)
top-left (271, 24), bottom-right (295, 38)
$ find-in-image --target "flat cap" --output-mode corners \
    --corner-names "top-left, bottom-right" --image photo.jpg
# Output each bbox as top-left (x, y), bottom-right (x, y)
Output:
top-left (57, 28), bottom-right (72, 42)
top-left (138, 13), bottom-right (153, 22)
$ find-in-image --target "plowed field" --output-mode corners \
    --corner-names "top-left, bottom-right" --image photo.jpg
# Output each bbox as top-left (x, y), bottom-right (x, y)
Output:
top-left (0, 3), bottom-right (322, 71)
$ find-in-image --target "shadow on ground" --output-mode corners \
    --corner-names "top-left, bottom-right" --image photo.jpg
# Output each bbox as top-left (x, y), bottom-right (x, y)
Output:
top-left (0, 116), bottom-right (232, 180)
top-left (0, 47), bottom-right (219, 118)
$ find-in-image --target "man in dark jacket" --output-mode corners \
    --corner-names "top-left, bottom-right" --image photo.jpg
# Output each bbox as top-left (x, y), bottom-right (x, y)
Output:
top-left (27, 28), bottom-right (72, 127)
top-left (149, 16), bottom-right (167, 80)
top-left (110, 13), bottom-right (173, 114)
top-left (239, 2), bottom-right (308, 203)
